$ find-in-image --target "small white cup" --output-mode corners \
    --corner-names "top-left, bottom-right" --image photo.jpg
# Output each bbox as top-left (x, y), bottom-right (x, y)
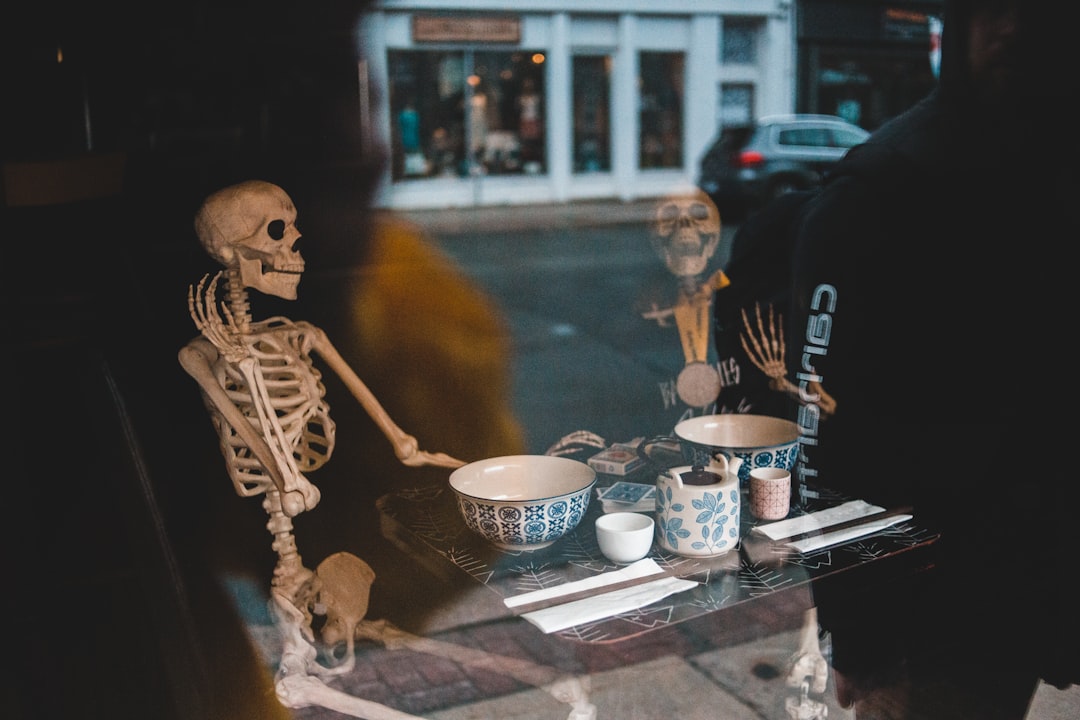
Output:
top-left (595, 512), bottom-right (655, 564)
top-left (749, 467), bottom-right (791, 520)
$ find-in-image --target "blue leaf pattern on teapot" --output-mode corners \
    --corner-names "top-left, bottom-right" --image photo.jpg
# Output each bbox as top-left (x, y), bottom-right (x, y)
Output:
top-left (688, 490), bottom-right (734, 553)
top-left (657, 484), bottom-right (739, 554)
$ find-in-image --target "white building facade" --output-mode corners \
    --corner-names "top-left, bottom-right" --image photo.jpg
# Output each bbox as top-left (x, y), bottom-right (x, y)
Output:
top-left (364, 1), bottom-right (795, 209)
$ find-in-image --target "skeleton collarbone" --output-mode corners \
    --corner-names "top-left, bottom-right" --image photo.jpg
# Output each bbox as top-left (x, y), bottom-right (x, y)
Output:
top-left (209, 317), bottom-right (335, 494)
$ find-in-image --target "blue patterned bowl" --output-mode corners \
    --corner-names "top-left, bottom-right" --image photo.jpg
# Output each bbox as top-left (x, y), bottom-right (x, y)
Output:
top-left (449, 455), bottom-right (596, 550)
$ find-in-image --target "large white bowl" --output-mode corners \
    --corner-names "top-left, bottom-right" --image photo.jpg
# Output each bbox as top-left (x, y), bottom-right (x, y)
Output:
top-left (449, 455), bottom-right (596, 550)
top-left (673, 414), bottom-right (800, 484)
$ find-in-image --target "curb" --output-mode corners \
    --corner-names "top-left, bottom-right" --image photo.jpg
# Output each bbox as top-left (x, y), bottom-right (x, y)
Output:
top-left (387, 198), bottom-right (664, 236)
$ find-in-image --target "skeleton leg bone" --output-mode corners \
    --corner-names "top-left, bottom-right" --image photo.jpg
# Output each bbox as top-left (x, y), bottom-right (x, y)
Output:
top-left (271, 570), bottom-right (596, 719)
top-left (272, 591), bottom-right (426, 719)
top-left (784, 607), bottom-right (830, 720)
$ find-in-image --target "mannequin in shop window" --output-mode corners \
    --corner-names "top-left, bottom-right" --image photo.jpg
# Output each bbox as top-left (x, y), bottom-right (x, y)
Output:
top-left (517, 77), bottom-right (542, 173)
top-left (397, 98), bottom-right (425, 177)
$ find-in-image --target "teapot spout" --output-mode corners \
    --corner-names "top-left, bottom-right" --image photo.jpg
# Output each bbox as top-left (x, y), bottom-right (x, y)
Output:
top-left (725, 456), bottom-right (743, 478)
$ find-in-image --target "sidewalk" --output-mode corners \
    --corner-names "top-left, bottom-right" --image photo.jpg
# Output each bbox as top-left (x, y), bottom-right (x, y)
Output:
top-left (389, 197), bottom-right (665, 236)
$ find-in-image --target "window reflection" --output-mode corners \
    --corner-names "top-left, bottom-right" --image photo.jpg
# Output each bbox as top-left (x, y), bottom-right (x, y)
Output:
top-left (722, 18), bottom-right (760, 64)
top-left (388, 50), bottom-right (546, 180)
top-left (720, 82), bottom-right (754, 126)
top-left (638, 52), bottom-right (684, 169)
top-left (572, 55), bottom-right (611, 173)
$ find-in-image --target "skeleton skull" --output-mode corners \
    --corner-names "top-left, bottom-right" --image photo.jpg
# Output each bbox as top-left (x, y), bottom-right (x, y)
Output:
top-left (194, 180), bottom-right (305, 300)
top-left (651, 190), bottom-right (721, 278)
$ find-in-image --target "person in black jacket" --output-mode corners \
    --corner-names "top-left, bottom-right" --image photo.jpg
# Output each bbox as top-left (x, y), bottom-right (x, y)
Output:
top-left (787, 0), bottom-right (1080, 717)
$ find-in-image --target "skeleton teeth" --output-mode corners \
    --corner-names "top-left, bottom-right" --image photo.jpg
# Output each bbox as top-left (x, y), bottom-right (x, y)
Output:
top-left (261, 262), bottom-right (306, 274)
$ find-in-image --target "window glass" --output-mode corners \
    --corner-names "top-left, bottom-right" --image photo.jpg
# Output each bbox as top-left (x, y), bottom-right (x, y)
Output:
top-left (719, 83), bottom-right (754, 126)
top-left (573, 55), bottom-right (611, 173)
top-left (778, 127), bottom-right (831, 147)
top-left (639, 52), bottom-right (684, 169)
top-left (722, 18), bottom-right (760, 64)
top-left (830, 126), bottom-right (869, 147)
top-left (387, 50), bottom-right (546, 180)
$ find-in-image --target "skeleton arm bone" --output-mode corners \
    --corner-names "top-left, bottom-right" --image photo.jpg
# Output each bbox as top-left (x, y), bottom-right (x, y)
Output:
top-left (236, 355), bottom-right (319, 515)
top-left (308, 327), bottom-right (465, 469)
top-left (641, 302), bottom-right (675, 326)
top-left (179, 340), bottom-right (290, 498)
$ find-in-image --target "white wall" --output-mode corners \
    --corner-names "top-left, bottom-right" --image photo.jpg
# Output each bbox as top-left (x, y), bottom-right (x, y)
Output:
top-left (368, 1), bottom-right (794, 209)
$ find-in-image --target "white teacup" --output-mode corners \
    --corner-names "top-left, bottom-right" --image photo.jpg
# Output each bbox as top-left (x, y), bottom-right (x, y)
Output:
top-left (595, 512), bottom-right (655, 564)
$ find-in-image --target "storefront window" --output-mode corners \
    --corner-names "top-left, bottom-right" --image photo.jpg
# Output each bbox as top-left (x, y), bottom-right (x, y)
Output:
top-left (722, 18), bottom-right (760, 64)
top-left (388, 50), bottom-right (546, 181)
top-left (572, 55), bottom-right (611, 173)
top-left (638, 52), bottom-right (684, 169)
top-left (719, 83), bottom-right (754, 126)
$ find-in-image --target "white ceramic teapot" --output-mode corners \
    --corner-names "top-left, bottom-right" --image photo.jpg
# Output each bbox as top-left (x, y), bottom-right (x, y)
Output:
top-left (655, 455), bottom-right (742, 557)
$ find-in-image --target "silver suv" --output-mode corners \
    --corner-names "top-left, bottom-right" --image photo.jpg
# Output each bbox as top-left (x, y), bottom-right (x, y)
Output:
top-left (697, 114), bottom-right (869, 218)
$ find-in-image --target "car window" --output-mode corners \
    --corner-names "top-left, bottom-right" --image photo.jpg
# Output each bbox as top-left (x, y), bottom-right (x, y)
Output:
top-left (777, 126), bottom-right (831, 148)
top-left (829, 126), bottom-right (870, 148)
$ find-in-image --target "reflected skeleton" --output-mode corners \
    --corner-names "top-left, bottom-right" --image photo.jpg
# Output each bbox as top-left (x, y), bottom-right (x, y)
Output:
top-left (640, 189), bottom-right (731, 409)
top-left (179, 180), bottom-right (595, 720)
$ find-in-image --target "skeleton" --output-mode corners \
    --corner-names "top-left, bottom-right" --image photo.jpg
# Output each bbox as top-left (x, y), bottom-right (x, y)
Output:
top-left (641, 189), bottom-right (731, 409)
top-left (179, 180), bottom-right (595, 719)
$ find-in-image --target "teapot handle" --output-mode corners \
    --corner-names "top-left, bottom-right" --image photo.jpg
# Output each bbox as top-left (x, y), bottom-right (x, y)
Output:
top-left (707, 453), bottom-right (730, 476)
top-left (637, 435), bottom-right (681, 469)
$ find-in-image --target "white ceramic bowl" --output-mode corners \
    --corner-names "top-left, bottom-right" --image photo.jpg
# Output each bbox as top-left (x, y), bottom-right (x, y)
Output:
top-left (673, 414), bottom-right (800, 484)
top-left (449, 455), bottom-right (597, 550)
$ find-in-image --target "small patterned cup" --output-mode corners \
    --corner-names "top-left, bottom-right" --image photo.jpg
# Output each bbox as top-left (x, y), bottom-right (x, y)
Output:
top-left (749, 467), bottom-right (791, 520)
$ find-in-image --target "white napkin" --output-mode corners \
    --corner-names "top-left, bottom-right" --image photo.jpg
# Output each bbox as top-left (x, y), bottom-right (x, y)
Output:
top-left (504, 558), bottom-right (698, 634)
top-left (751, 500), bottom-right (885, 541)
top-left (786, 513), bottom-right (912, 553)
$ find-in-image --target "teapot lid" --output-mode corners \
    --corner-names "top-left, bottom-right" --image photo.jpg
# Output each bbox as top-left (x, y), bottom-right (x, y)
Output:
top-left (679, 464), bottom-right (724, 486)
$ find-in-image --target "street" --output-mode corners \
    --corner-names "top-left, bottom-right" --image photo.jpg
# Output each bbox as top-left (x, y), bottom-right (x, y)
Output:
top-left (421, 210), bottom-right (739, 454)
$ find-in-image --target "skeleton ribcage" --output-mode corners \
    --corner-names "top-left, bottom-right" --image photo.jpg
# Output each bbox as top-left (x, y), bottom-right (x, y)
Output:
top-left (210, 320), bottom-right (335, 495)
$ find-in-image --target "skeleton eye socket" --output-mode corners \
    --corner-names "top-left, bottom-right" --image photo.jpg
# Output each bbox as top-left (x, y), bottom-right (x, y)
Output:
top-left (267, 219), bottom-right (286, 240)
top-left (659, 204), bottom-right (679, 223)
top-left (689, 203), bottom-right (711, 221)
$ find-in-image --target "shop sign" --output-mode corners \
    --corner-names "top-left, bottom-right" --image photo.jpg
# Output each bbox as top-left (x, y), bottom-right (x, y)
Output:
top-left (412, 14), bottom-right (521, 44)
top-left (882, 7), bottom-right (930, 41)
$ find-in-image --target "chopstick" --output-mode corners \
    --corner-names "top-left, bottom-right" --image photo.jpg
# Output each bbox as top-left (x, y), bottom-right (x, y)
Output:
top-left (507, 573), bottom-right (674, 615)
top-left (777, 505), bottom-right (914, 544)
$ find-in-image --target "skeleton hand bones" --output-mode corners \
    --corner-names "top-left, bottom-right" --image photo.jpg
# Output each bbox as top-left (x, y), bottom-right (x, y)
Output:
top-left (740, 303), bottom-right (837, 416)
